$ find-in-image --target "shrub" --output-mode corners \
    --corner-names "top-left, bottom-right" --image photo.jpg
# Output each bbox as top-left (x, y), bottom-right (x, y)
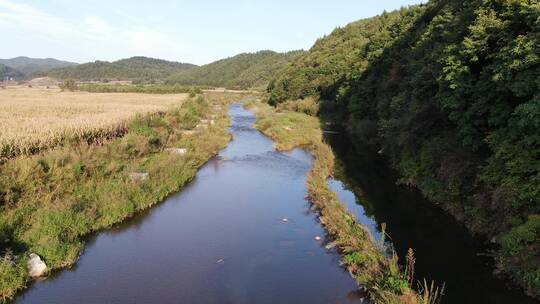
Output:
top-left (60, 79), bottom-right (78, 92)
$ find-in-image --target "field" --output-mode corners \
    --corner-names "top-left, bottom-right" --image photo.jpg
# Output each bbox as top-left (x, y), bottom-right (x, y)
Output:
top-left (0, 87), bottom-right (187, 159)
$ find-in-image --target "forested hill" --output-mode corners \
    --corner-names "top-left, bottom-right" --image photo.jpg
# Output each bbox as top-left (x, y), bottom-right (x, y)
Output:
top-left (0, 57), bottom-right (77, 76)
top-left (45, 56), bottom-right (196, 82)
top-left (269, 0), bottom-right (540, 298)
top-left (166, 50), bottom-right (304, 90)
top-left (0, 64), bottom-right (24, 80)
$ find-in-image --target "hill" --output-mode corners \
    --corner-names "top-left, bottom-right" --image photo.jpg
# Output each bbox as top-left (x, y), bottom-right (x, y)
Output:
top-left (269, 0), bottom-right (540, 298)
top-left (0, 57), bottom-right (77, 76)
top-left (166, 50), bottom-right (304, 90)
top-left (0, 64), bottom-right (24, 80)
top-left (46, 56), bottom-right (196, 82)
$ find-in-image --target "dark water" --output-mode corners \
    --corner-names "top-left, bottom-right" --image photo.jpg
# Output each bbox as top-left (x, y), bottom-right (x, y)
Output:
top-left (325, 131), bottom-right (538, 304)
top-left (16, 104), bottom-right (362, 304)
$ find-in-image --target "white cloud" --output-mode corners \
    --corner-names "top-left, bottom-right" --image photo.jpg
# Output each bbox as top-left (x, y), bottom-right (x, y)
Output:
top-left (0, 0), bottom-right (184, 62)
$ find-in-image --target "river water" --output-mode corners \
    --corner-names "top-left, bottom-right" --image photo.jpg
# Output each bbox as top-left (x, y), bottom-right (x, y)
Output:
top-left (16, 104), bottom-right (362, 304)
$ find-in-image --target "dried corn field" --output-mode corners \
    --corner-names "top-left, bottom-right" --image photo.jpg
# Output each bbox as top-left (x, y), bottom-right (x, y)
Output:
top-left (0, 87), bottom-right (187, 159)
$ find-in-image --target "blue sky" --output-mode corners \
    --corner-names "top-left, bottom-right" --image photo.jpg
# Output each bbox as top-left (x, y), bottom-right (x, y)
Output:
top-left (0, 0), bottom-right (424, 65)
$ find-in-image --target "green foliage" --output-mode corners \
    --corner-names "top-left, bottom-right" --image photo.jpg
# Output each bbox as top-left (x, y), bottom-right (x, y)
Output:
top-left (60, 79), bottom-right (78, 92)
top-left (267, 7), bottom-right (423, 105)
top-left (78, 83), bottom-right (205, 94)
top-left (345, 252), bottom-right (366, 265)
top-left (166, 50), bottom-right (304, 90)
top-left (0, 56), bottom-right (76, 77)
top-left (277, 97), bottom-right (320, 116)
top-left (380, 276), bottom-right (411, 295)
top-left (0, 257), bottom-right (26, 302)
top-left (47, 56), bottom-right (196, 82)
top-left (500, 215), bottom-right (540, 298)
top-left (0, 64), bottom-right (24, 80)
top-left (268, 0), bottom-right (540, 297)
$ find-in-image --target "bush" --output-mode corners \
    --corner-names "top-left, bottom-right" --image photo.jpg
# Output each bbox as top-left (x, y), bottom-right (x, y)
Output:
top-left (277, 97), bottom-right (320, 116)
top-left (500, 215), bottom-right (540, 298)
top-left (60, 79), bottom-right (78, 92)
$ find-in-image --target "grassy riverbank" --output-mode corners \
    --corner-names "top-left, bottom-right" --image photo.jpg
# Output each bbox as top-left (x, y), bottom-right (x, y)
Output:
top-left (246, 101), bottom-right (442, 304)
top-left (0, 92), bottom-right (241, 302)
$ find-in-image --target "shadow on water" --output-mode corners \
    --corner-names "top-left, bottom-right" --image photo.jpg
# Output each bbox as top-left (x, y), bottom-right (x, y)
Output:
top-left (325, 130), bottom-right (538, 304)
top-left (15, 104), bottom-right (365, 304)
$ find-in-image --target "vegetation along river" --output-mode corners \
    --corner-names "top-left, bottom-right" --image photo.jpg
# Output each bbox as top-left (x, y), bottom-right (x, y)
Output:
top-left (15, 104), bottom-right (363, 304)
top-left (325, 131), bottom-right (538, 304)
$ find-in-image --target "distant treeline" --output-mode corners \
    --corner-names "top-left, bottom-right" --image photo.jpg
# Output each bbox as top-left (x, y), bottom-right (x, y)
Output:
top-left (44, 57), bottom-right (196, 82)
top-left (268, 0), bottom-right (540, 298)
top-left (166, 50), bottom-right (304, 90)
top-left (42, 52), bottom-right (299, 90)
top-left (78, 83), bottom-right (206, 95)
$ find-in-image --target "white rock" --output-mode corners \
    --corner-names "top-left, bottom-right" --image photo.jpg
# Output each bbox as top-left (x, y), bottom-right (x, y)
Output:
top-left (165, 148), bottom-right (187, 155)
top-left (27, 253), bottom-right (47, 278)
top-left (129, 172), bottom-right (149, 181)
top-left (181, 130), bottom-right (196, 135)
top-left (325, 242), bottom-right (337, 250)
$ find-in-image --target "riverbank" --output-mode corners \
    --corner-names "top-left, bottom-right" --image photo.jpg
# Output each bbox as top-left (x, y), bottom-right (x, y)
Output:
top-left (0, 92), bottom-right (242, 302)
top-left (245, 101), bottom-right (442, 303)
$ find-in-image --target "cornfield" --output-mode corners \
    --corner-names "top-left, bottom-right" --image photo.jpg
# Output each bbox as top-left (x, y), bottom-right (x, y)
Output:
top-left (0, 87), bottom-right (186, 159)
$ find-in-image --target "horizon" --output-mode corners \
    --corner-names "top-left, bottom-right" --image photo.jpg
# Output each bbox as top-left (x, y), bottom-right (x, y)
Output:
top-left (1, 0), bottom-right (424, 65)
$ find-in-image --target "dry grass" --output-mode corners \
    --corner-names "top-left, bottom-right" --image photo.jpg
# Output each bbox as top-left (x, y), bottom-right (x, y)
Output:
top-left (0, 87), bottom-right (187, 159)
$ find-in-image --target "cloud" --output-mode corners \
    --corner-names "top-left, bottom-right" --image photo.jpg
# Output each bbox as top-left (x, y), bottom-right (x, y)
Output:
top-left (0, 0), bottom-right (183, 62)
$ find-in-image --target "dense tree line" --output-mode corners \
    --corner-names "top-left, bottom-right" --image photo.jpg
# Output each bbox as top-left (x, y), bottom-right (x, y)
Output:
top-left (45, 57), bottom-right (196, 82)
top-left (0, 57), bottom-right (76, 77)
top-left (78, 83), bottom-right (204, 94)
top-left (166, 50), bottom-right (304, 90)
top-left (0, 64), bottom-right (24, 80)
top-left (269, 0), bottom-right (540, 298)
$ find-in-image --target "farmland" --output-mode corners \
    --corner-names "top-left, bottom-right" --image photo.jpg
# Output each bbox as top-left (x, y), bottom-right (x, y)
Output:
top-left (0, 87), bottom-right (187, 159)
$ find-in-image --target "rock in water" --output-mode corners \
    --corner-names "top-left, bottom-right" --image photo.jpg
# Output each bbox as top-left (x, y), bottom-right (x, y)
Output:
top-left (27, 253), bottom-right (47, 278)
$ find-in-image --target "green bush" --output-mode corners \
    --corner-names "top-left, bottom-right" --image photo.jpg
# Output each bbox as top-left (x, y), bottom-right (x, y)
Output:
top-left (500, 215), bottom-right (540, 298)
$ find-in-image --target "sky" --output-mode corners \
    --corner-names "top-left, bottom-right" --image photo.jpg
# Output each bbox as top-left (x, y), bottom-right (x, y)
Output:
top-left (0, 0), bottom-right (424, 65)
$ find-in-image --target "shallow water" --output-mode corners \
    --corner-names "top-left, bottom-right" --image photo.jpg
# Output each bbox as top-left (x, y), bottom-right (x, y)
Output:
top-left (16, 104), bottom-right (362, 304)
top-left (325, 131), bottom-right (538, 304)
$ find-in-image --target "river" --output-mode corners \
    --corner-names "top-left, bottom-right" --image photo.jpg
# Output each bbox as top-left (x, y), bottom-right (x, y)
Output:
top-left (15, 104), bottom-right (362, 304)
